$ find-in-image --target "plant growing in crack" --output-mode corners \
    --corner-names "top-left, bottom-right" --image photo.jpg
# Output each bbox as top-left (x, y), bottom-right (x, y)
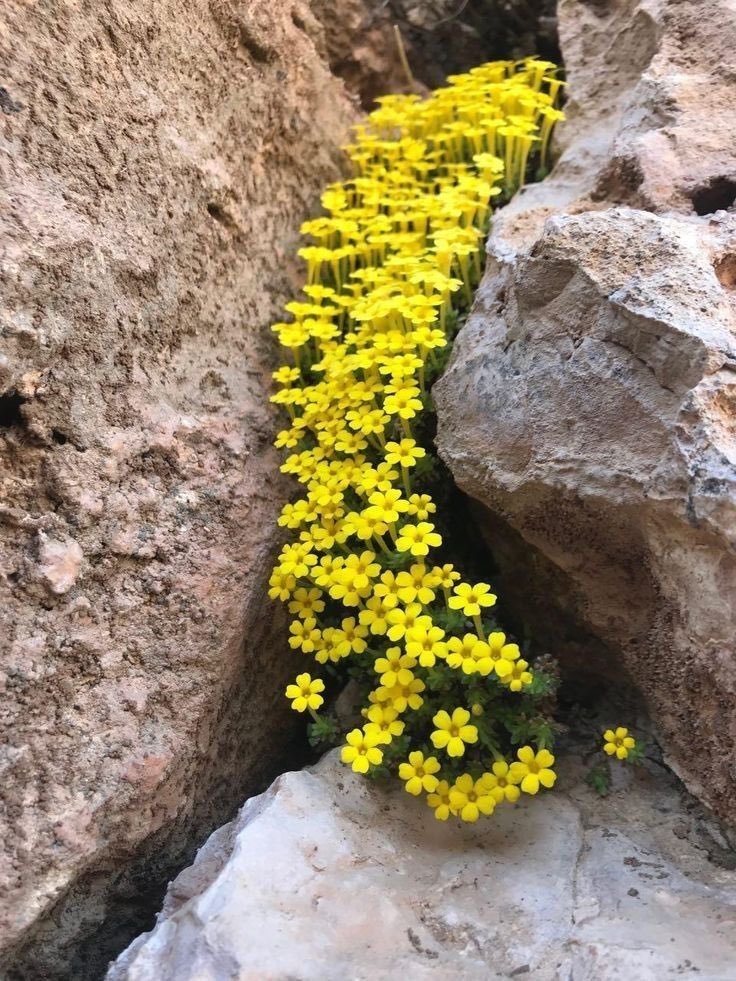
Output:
top-left (269, 58), bottom-right (576, 823)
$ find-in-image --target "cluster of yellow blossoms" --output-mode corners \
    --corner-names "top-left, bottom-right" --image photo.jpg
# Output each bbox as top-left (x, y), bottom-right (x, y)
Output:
top-left (272, 59), bottom-right (567, 822)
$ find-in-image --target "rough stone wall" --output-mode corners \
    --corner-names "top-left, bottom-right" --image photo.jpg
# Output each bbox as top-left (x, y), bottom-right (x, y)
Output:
top-left (0, 1), bottom-right (356, 976)
top-left (435, 0), bottom-right (736, 824)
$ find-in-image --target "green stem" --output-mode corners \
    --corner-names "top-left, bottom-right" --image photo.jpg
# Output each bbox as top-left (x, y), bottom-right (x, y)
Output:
top-left (374, 533), bottom-right (392, 556)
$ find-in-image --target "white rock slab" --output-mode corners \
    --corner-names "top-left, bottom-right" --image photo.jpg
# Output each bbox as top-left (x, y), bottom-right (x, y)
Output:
top-left (109, 750), bottom-right (736, 980)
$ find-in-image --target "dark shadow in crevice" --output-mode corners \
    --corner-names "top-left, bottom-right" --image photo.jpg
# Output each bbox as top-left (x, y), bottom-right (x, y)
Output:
top-left (690, 176), bottom-right (736, 216)
top-left (312, 0), bottom-right (560, 110)
top-left (0, 391), bottom-right (27, 429)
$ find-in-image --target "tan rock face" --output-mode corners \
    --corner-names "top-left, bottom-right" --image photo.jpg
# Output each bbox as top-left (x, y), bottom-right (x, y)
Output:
top-left (435, 0), bottom-right (736, 824)
top-left (0, 0), bottom-right (356, 975)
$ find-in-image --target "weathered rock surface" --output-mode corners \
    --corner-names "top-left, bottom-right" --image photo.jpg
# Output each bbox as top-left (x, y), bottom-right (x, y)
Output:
top-left (0, 1), bottom-right (356, 975)
top-left (435, 0), bottom-right (736, 825)
top-left (108, 746), bottom-right (736, 980)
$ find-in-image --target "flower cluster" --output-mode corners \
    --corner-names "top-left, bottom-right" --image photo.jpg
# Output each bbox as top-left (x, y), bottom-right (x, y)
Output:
top-left (272, 59), bottom-right (564, 821)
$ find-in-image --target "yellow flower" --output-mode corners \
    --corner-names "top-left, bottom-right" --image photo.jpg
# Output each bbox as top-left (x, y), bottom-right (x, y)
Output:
top-left (398, 751), bottom-right (441, 795)
top-left (483, 761), bottom-right (521, 803)
top-left (433, 563), bottom-right (461, 590)
top-left (288, 617), bottom-right (322, 653)
top-left (372, 569), bottom-right (402, 606)
top-left (502, 658), bottom-right (533, 692)
top-left (376, 674), bottom-right (425, 712)
top-left (287, 587), bottom-right (325, 619)
top-left (603, 727), bottom-right (636, 760)
top-left (395, 564), bottom-right (436, 605)
top-left (445, 633), bottom-right (488, 674)
top-left (383, 389), bottom-right (423, 419)
top-left (277, 542), bottom-right (317, 579)
top-left (485, 631), bottom-right (520, 679)
top-left (374, 646), bottom-right (417, 686)
top-left (430, 707), bottom-right (478, 757)
top-left (509, 746), bottom-right (556, 795)
top-left (340, 728), bottom-right (384, 773)
top-left (448, 581), bottom-right (497, 617)
top-left (385, 603), bottom-right (431, 641)
top-left (359, 595), bottom-right (396, 635)
top-left (449, 774), bottom-right (496, 822)
top-left (426, 780), bottom-right (454, 820)
top-left (406, 493), bottom-right (436, 520)
top-left (273, 365), bottom-right (301, 386)
top-left (285, 673), bottom-right (325, 713)
top-left (329, 550), bottom-right (380, 605)
top-left (384, 438), bottom-right (426, 469)
top-left (395, 521), bottom-right (442, 557)
top-left (345, 509), bottom-right (388, 541)
top-left (364, 488), bottom-right (410, 524)
top-left (405, 623), bottom-right (447, 667)
top-left (331, 617), bottom-right (369, 657)
top-left (268, 569), bottom-right (296, 602)
top-left (363, 704), bottom-right (405, 744)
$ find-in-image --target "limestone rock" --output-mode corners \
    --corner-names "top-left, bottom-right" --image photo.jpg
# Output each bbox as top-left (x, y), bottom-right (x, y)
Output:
top-left (0, 1), bottom-right (356, 975)
top-left (434, 0), bottom-right (736, 825)
top-left (108, 749), bottom-right (736, 980)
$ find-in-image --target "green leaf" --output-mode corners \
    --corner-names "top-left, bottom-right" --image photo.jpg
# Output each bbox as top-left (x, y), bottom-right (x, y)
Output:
top-left (307, 714), bottom-right (339, 749)
top-left (585, 763), bottom-right (611, 797)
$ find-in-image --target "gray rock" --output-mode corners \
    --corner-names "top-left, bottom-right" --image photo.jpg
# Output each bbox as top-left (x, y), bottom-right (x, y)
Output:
top-left (109, 749), bottom-right (736, 980)
top-left (434, 0), bottom-right (736, 825)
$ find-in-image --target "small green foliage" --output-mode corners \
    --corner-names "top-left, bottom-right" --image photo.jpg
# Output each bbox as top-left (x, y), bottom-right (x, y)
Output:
top-left (586, 762), bottom-right (611, 798)
top-left (307, 714), bottom-right (339, 750)
top-left (624, 739), bottom-right (645, 765)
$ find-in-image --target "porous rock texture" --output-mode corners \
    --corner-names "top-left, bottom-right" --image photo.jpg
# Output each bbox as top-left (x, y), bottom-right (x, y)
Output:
top-left (108, 747), bottom-right (736, 980)
top-left (0, 1), bottom-right (356, 976)
top-left (434, 0), bottom-right (736, 824)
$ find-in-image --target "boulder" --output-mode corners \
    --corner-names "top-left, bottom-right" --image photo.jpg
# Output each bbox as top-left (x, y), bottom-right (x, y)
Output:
top-left (0, 1), bottom-right (356, 975)
top-left (434, 0), bottom-right (736, 824)
top-left (108, 748), bottom-right (736, 980)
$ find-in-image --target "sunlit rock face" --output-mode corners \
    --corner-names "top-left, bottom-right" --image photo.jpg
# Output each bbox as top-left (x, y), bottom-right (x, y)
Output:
top-left (108, 750), bottom-right (736, 980)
